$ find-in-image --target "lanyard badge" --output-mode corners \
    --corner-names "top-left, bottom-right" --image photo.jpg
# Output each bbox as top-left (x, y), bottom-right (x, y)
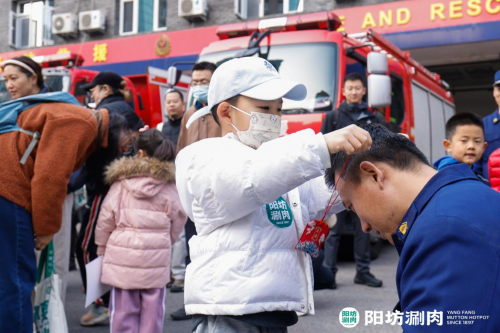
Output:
top-left (296, 156), bottom-right (351, 258)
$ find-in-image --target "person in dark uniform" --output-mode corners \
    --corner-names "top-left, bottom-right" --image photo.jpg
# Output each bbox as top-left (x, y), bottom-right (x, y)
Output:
top-left (328, 124), bottom-right (500, 332)
top-left (320, 73), bottom-right (382, 289)
top-left (157, 88), bottom-right (185, 147)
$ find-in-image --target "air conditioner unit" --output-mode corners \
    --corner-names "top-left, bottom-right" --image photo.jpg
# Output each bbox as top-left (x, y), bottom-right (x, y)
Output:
top-left (52, 13), bottom-right (78, 35)
top-left (179, 0), bottom-right (207, 20)
top-left (79, 10), bottom-right (105, 33)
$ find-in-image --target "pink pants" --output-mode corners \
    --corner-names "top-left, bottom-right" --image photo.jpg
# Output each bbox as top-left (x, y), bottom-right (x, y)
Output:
top-left (109, 287), bottom-right (166, 333)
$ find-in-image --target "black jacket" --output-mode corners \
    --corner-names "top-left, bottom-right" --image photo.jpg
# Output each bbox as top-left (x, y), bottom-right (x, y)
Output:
top-left (98, 95), bottom-right (144, 131)
top-left (161, 116), bottom-right (183, 147)
top-left (320, 101), bottom-right (378, 134)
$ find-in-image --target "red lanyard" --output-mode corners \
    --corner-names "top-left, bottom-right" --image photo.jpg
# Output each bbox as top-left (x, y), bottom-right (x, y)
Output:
top-left (320, 155), bottom-right (351, 222)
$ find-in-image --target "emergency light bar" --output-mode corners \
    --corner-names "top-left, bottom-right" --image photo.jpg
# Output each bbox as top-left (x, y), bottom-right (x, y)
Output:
top-left (32, 53), bottom-right (84, 68)
top-left (216, 11), bottom-right (342, 40)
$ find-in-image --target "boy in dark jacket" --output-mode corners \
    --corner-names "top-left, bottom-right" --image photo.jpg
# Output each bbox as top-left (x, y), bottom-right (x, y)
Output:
top-left (157, 89), bottom-right (185, 147)
top-left (320, 72), bottom-right (382, 288)
top-left (320, 72), bottom-right (379, 134)
top-left (434, 113), bottom-right (489, 186)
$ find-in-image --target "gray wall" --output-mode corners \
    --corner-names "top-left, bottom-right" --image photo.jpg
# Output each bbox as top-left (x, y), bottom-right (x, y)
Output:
top-left (0, 0), bottom-right (404, 53)
top-left (0, 0), bottom-right (14, 54)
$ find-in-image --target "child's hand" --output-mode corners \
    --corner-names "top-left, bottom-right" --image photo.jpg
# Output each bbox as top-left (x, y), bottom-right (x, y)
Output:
top-left (323, 125), bottom-right (372, 155)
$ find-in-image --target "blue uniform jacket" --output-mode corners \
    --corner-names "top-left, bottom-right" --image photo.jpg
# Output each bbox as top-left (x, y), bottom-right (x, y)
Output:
top-left (433, 156), bottom-right (490, 186)
top-left (392, 164), bottom-right (500, 332)
top-left (475, 109), bottom-right (500, 179)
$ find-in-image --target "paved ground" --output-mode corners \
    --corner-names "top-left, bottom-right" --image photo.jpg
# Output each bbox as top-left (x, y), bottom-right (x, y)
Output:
top-left (65, 243), bottom-right (401, 333)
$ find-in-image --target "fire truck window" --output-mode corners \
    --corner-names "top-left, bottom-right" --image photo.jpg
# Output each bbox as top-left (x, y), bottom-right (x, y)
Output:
top-left (390, 76), bottom-right (405, 126)
top-left (44, 76), bottom-right (63, 92)
top-left (44, 75), bottom-right (70, 92)
top-left (345, 56), bottom-right (368, 103)
top-left (74, 80), bottom-right (88, 98)
top-left (198, 42), bottom-right (339, 113)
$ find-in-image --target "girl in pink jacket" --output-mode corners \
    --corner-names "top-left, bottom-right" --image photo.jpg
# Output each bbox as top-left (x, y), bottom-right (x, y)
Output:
top-left (95, 129), bottom-right (187, 333)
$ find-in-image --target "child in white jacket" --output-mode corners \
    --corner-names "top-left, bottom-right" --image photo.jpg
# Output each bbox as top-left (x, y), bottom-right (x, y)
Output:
top-left (175, 57), bottom-right (372, 333)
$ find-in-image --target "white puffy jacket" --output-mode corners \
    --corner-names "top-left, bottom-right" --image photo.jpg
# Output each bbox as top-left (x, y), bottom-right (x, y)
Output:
top-left (175, 129), bottom-right (345, 316)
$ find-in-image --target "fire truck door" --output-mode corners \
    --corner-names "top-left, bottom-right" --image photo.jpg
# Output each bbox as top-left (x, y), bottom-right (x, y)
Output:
top-left (411, 82), bottom-right (432, 161)
top-left (411, 81), bottom-right (455, 163)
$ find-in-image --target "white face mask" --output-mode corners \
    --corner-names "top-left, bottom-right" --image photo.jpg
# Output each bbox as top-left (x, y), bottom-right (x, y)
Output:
top-left (230, 105), bottom-right (281, 149)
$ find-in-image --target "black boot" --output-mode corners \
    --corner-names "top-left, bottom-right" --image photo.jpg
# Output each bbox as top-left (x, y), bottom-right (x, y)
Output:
top-left (329, 277), bottom-right (337, 289)
top-left (170, 307), bottom-right (192, 321)
top-left (354, 271), bottom-right (383, 287)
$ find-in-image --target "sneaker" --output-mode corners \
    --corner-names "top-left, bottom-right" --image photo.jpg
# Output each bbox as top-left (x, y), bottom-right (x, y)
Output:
top-left (354, 271), bottom-right (383, 288)
top-left (80, 304), bottom-right (109, 326)
top-left (170, 279), bottom-right (184, 293)
top-left (171, 307), bottom-right (192, 321)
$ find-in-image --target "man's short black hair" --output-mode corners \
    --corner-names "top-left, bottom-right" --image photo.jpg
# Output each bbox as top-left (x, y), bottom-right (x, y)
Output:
top-left (445, 112), bottom-right (484, 140)
top-left (193, 62), bottom-right (217, 74)
top-left (344, 72), bottom-right (366, 87)
top-left (165, 88), bottom-right (184, 101)
top-left (326, 124), bottom-right (429, 186)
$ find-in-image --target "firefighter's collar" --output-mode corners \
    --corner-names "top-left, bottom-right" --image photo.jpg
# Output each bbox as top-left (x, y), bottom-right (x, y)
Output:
top-left (392, 164), bottom-right (479, 248)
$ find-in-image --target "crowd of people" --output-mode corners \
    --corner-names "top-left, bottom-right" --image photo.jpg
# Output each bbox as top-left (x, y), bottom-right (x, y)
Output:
top-left (0, 54), bottom-right (499, 333)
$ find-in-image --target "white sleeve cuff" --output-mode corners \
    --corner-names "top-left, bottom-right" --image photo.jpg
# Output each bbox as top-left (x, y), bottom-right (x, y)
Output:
top-left (315, 133), bottom-right (331, 169)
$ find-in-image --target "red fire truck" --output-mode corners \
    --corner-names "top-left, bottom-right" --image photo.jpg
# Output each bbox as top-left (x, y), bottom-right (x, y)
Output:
top-left (172, 10), bottom-right (455, 258)
top-left (186, 11), bottom-right (455, 162)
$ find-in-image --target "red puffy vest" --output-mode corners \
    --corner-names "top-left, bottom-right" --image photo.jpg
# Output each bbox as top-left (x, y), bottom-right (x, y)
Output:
top-left (488, 148), bottom-right (500, 192)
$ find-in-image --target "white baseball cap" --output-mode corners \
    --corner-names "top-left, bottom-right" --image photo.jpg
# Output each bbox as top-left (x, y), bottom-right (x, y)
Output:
top-left (186, 57), bottom-right (307, 128)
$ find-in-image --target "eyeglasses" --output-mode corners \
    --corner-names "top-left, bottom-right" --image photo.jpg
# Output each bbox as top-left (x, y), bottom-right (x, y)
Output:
top-left (190, 79), bottom-right (210, 86)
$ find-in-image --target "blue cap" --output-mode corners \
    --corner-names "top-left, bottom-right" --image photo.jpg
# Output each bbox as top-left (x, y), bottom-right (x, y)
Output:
top-left (495, 70), bottom-right (500, 86)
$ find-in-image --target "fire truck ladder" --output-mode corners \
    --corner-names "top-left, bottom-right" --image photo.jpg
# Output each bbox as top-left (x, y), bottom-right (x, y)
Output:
top-left (348, 29), bottom-right (449, 90)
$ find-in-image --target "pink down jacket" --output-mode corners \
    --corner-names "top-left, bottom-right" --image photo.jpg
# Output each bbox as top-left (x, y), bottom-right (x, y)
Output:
top-left (95, 156), bottom-right (187, 290)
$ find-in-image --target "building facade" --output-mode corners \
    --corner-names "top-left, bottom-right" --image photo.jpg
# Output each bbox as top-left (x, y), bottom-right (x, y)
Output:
top-left (1, 0), bottom-right (399, 53)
